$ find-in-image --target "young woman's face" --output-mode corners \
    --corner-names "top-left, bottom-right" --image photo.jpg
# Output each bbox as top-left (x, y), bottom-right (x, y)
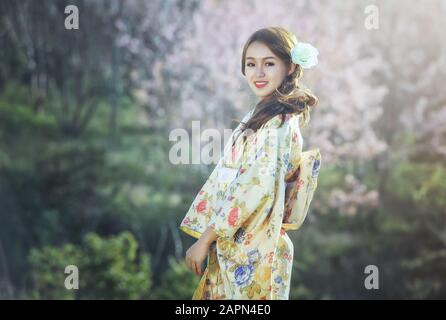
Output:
top-left (244, 41), bottom-right (295, 100)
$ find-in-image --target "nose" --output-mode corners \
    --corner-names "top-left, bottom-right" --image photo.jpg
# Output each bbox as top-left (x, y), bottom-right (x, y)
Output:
top-left (255, 66), bottom-right (265, 78)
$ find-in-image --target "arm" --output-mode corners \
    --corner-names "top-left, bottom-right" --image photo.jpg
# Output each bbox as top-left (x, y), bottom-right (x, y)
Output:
top-left (185, 226), bottom-right (217, 276)
top-left (208, 119), bottom-right (287, 240)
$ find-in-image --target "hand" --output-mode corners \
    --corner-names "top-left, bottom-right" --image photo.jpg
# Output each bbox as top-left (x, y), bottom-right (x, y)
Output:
top-left (185, 238), bottom-right (210, 276)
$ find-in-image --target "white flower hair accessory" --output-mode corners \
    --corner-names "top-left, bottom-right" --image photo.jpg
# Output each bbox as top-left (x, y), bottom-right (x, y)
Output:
top-left (290, 42), bottom-right (319, 69)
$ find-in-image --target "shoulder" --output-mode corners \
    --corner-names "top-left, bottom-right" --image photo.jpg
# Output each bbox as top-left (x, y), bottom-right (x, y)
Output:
top-left (266, 113), bottom-right (304, 148)
top-left (241, 108), bottom-right (255, 122)
top-left (263, 112), bottom-right (300, 131)
top-left (255, 114), bottom-right (299, 148)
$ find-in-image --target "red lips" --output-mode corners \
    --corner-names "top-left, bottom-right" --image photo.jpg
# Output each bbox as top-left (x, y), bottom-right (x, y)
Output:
top-left (254, 81), bottom-right (268, 88)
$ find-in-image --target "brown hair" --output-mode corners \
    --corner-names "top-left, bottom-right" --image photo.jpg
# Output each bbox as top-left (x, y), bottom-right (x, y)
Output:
top-left (233, 27), bottom-right (318, 144)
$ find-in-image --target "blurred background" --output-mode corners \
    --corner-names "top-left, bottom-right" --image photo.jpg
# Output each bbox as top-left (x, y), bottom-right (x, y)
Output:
top-left (0, 0), bottom-right (445, 299)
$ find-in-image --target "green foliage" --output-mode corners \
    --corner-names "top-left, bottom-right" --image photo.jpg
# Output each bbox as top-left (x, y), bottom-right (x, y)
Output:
top-left (288, 158), bottom-right (446, 299)
top-left (388, 162), bottom-right (446, 213)
top-left (151, 257), bottom-right (200, 299)
top-left (0, 82), bottom-right (203, 299)
top-left (28, 244), bottom-right (81, 300)
top-left (28, 232), bottom-right (151, 299)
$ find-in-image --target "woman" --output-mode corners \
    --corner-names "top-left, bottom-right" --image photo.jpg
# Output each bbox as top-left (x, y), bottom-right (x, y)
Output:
top-left (180, 26), bottom-right (319, 299)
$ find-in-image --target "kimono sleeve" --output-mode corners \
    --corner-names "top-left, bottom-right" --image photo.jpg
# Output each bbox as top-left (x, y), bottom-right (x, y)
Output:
top-left (208, 117), bottom-right (289, 240)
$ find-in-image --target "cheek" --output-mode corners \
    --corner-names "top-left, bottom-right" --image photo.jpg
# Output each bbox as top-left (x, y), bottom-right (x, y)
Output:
top-left (245, 69), bottom-right (255, 79)
top-left (264, 68), bottom-right (278, 82)
top-left (271, 64), bottom-right (286, 75)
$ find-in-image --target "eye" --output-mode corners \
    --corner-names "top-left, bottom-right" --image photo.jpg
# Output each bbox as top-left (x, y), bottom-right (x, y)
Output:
top-left (246, 62), bottom-right (275, 67)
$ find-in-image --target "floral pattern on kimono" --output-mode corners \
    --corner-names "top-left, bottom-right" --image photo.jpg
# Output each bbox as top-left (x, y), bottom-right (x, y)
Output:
top-left (180, 109), bottom-right (306, 300)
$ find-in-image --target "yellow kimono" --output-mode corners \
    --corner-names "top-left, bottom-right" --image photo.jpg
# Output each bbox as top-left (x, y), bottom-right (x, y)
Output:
top-left (180, 108), bottom-right (321, 300)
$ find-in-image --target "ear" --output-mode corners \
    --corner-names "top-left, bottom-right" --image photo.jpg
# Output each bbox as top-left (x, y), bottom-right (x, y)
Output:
top-left (288, 63), bottom-right (296, 76)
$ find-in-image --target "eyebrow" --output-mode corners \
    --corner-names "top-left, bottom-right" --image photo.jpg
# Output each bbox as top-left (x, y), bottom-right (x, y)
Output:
top-left (246, 56), bottom-right (276, 60)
